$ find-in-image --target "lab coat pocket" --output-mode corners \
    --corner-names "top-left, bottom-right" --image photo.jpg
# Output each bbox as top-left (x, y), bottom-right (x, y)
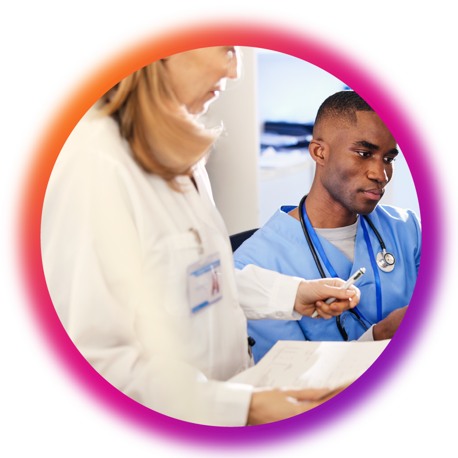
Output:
top-left (163, 231), bottom-right (203, 318)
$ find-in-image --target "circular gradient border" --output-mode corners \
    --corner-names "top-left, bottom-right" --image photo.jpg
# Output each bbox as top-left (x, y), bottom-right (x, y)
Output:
top-left (17, 21), bottom-right (441, 450)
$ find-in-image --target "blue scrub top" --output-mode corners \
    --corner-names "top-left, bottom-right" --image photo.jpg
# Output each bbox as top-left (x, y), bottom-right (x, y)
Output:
top-left (234, 204), bottom-right (421, 363)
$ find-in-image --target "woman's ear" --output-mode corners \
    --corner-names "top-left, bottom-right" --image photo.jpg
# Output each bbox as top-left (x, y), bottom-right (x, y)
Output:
top-left (309, 140), bottom-right (327, 166)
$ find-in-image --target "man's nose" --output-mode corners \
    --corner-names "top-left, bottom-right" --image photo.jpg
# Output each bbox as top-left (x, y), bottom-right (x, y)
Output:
top-left (367, 160), bottom-right (389, 183)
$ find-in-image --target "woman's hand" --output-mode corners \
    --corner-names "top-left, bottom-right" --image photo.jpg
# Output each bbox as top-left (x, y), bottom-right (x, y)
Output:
top-left (294, 278), bottom-right (360, 319)
top-left (247, 386), bottom-right (344, 425)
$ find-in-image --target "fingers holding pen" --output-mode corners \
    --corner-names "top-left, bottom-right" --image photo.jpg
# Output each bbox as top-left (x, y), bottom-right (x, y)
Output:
top-left (318, 269), bottom-right (364, 316)
top-left (314, 285), bottom-right (360, 318)
top-left (294, 278), bottom-right (361, 318)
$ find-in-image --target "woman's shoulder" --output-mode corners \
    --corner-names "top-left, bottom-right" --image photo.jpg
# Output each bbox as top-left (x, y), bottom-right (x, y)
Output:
top-left (48, 108), bottom-right (156, 211)
top-left (63, 108), bottom-right (130, 164)
top-left (50, 107), bottom-right (155, 197)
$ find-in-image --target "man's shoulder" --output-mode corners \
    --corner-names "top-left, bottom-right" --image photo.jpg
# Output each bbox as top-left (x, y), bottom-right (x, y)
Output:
top-left (239, 207), bottom-right (294, 245)
top-left (373, 204), bottom-right (422, 258)
top-left (233, 206), bottom-right (302, 268)
top-left (373, 204), bottom-right (421, 226)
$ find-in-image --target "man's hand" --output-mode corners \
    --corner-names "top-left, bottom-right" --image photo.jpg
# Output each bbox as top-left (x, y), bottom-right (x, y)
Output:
top-left (247, 386), bottom-right (345, 425)
top-left (373, 306), bottom-right (408, 340)
top-left (294, 278), bottom-right (360, 319)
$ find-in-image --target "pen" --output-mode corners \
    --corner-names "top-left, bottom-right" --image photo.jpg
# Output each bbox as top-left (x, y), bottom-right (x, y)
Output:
top-left (312, 268), bottom-right (366, 318)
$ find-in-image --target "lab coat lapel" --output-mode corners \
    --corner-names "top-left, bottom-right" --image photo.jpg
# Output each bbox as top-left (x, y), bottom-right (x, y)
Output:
top-left (189, 164), bottom-right (229, 238)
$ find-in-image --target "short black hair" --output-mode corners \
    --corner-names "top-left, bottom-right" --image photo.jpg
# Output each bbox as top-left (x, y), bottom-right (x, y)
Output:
top-left (314, 91), bottom-right (374, 136)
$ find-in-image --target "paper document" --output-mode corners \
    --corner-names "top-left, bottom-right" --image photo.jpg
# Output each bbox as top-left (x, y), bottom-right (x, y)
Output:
top-left (230, 340), bottom-right (390, 389)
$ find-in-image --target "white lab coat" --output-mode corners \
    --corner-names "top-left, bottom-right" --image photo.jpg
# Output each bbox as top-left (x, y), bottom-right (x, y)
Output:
top-left (41, 107), bottom-right (303, 426)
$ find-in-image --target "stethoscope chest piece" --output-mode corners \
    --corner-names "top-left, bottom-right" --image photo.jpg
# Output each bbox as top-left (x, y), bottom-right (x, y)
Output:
top-left (376, 250), bottom-right (395, 272)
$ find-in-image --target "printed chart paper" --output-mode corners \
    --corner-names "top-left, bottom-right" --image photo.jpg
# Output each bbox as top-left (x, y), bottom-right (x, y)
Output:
top-left (230, 340), bottom-right (390, 389)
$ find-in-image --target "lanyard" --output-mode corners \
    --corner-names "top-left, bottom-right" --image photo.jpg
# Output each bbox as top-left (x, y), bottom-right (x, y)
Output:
top-left (360, 217), bottom-right (383, 322)
top-left (301, 201), bottom-right (377, 326)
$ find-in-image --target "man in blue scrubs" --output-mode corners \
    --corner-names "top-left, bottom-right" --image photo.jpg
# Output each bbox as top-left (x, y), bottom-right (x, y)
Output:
top-left (234, 91), bottom-right (421, 363)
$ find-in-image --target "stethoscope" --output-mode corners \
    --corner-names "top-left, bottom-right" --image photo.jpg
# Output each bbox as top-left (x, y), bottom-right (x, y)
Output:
top-left (298, 194), bottom-right (396, 341)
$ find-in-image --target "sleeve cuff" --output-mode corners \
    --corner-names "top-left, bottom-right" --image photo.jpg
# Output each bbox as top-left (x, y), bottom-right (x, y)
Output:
top-left (268, 275), bottom-right (303, 320)
top-left (212, 382), bottom-right (254, 426)
top-left (234, 265), bottom-right (303, 320)
top-left (357, 325), bottom-right (375, 341)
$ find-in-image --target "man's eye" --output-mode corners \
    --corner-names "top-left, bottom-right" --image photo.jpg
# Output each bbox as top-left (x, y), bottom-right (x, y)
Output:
top-left (357, 151), bottom-right (371, 158)
top-left (384, 157), bottom-right (396, 164)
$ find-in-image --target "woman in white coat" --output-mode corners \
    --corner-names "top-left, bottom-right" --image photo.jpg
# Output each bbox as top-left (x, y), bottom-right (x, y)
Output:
top-left (41, 47), bottom-right (360, 426)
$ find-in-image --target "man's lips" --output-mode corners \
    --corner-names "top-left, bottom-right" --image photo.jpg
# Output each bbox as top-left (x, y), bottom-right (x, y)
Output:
top-left (362, 189), bottom-right (384, 200)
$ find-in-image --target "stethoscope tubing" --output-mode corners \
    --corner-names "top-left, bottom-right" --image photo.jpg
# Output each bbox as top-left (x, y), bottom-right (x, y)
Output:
top-left (298, 195), bottom-right (326, 278)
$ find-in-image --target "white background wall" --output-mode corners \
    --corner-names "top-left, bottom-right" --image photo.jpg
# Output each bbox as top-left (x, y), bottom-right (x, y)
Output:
top-left (204, 48), bottom-right (260, 235)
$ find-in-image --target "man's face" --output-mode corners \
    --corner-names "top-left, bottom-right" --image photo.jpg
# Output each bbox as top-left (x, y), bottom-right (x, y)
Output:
top-left (320, 111), bottom-right (398, 215)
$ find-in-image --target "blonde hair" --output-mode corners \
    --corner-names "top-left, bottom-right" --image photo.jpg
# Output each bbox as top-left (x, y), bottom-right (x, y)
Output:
top-left (101, 60), bottom-right (221, 189)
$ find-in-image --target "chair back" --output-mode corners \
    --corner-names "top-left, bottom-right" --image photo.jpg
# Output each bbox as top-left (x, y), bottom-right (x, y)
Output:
top-left (229, 228), bottom-right (258, 253)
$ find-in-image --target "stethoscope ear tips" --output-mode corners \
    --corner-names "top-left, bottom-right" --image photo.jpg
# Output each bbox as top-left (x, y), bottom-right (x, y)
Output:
top-left (376, 250), bottom-right (396, 272)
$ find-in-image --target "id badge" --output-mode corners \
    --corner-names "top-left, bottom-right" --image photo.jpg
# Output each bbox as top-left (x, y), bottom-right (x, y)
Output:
top-left (187, 253), bottom-right (223, 314)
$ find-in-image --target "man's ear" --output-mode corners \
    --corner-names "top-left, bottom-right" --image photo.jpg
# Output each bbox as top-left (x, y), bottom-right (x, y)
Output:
top-left (309, 140), bottom-right (327, 165)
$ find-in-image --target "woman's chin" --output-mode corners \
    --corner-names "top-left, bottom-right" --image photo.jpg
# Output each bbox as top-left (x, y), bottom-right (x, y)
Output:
top-left (194, 101), bottom-right (212, 117)
top-left (188, 93), bottom-right (220, 117)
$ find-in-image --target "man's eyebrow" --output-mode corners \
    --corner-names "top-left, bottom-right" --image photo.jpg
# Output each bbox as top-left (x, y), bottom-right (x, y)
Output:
top-left (353, 140), bottom-right (379, 150)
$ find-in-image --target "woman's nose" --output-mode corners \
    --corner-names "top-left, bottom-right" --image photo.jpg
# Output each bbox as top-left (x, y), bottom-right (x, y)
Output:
top-left (226, 48), bottom-right (240, 80)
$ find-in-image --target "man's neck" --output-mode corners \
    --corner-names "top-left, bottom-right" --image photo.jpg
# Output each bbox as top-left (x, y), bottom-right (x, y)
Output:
top-left (289, 185), bottom-right (357, 229)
